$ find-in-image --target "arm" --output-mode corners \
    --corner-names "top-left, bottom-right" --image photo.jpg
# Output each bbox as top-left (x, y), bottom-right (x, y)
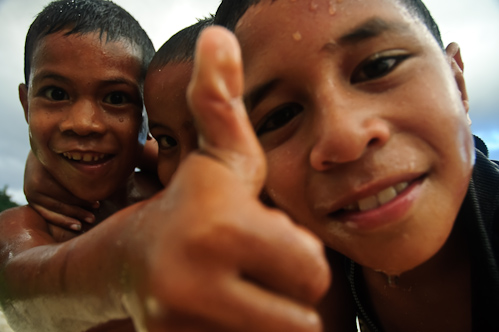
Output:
top-left (24, 150), bottom-right (97, 231)
top-left (0, 205), bottom-right (136, 332)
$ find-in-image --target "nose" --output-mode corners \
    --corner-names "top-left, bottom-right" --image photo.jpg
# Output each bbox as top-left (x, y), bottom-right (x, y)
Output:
top-left (309, 102), bottom-right (391, 171)
top-left (59, 99), bottom-right (106, 136)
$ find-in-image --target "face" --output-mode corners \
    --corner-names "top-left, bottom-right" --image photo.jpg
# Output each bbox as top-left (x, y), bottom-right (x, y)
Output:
top-left (20, 30), bottom-right (146, 202)
top-left (236, 0), bottom-right (474, 274)
top-left (144, 62), bottom-right (198, 186)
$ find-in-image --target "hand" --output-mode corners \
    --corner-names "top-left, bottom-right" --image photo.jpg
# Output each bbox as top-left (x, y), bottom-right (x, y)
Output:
top-left (24, 150), bottom-right (97, 231)
top-left (123, 26), bottom-right (331, 332)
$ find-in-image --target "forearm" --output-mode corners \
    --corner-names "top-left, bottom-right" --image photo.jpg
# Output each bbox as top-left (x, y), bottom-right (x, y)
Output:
top-left (0, 206), bottom-right (135, 332)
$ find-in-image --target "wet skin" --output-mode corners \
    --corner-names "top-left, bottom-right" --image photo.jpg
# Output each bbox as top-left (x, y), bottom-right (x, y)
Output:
top-left (236, 0), bottom-right (474, 275)
top-left (19, 30), bottom-right (147, 202)
top-left (145, 62), bottom-right (199, 186)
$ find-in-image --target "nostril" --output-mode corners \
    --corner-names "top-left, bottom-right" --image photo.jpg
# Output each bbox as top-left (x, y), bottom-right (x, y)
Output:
top-left (368, 137), bottom-right (380, 147)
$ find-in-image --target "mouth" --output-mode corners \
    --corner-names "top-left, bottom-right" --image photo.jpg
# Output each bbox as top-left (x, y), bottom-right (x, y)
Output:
top-left (341, 182), bottom-right (409, 213)
top-left (328, 174), bottom-right (426, 218)
top-left (61, 152), bottom-right (113, 164)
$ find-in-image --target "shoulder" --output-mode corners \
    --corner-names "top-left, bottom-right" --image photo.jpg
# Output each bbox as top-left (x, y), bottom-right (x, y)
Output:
top-left (0, 205), bottom-right (45, 227)
top-left (0, 206), bottom-right (55, 257)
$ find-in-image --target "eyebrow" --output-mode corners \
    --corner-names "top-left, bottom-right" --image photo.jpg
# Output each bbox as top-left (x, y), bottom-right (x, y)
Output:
top-left (244, 79), bottom-right (279, 113)
top-left (149, 119), bottom-right (195, 132)
top-left (337, 17), bottom-right (410, 46)
top-left (31, 72), bottom-right (71, 86)
top-left (31, 71), bottom-right (138, 88)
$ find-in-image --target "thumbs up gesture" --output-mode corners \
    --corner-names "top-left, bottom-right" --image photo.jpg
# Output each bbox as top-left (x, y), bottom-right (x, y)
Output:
top-left (128, 27), bottom-right (331, 332)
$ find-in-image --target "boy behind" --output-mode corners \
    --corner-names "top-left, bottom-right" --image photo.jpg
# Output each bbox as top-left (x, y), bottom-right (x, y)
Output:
top-left (210, 0), bottom-right (499, 330)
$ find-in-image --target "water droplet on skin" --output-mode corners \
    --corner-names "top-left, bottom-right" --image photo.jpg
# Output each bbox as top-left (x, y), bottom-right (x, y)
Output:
top-left (119, 118), bottom-right (124, 123)
top-left (310, 0), bottom-right (318, 11)
top-left (292, 31), bottom-right (302, 41)
top-left (387, 275), bottom-right (400, 288)
top-left (329, 0), bottom-right (337, 15)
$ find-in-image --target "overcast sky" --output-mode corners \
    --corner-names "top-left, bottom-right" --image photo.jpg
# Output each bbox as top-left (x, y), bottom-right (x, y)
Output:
top-left (1, 0), bottom-right (498, 205)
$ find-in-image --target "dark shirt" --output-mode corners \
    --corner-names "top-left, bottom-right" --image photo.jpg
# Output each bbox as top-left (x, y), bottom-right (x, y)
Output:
top-left (346, 147), bottom-right (499, 332)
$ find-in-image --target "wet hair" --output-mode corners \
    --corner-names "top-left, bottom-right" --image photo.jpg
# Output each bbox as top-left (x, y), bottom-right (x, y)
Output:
top-left (214, 0), bottom-right (444, 49)
top-left (148, 16), bottom-right (214, 71)
top-left (24, 0), bottom-right (155, 84)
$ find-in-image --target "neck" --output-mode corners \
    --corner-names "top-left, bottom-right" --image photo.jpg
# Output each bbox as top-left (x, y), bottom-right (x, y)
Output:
top-left (362, 220), bottom-right (472, 332)
top-left (92, 174), bottom-right (137, 225)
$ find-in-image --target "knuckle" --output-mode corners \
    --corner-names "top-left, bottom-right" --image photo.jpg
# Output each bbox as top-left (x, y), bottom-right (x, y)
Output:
top-left (184, 218), bottom-right (239, 259)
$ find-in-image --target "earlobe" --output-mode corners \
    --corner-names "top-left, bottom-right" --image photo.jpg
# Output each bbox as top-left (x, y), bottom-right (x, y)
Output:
top-left (446, 42), bottom-right (469, 115)
top-left (19, 83), bottom-right (29, 123)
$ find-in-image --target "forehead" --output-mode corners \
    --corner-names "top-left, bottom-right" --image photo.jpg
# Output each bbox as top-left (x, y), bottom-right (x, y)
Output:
top-left (145, 62), bottom-right (193, 120)
top-left (30, 30), bottom-right (143, 82)
top-left (235, 0), bottom-right (426, 53)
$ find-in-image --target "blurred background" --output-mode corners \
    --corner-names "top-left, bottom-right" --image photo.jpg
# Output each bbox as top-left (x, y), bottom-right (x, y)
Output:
top-left (1, 0), bottom-right (498, 205)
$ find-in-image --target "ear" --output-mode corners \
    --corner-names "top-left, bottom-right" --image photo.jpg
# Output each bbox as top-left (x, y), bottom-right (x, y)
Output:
top-left (445, 42), bottom-right (471, 125)
top-left (19, 83), bottom-right (30, 124)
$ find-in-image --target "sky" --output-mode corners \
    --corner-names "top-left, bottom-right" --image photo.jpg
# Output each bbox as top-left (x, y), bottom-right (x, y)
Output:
top-left (0, 0), bottom-right (498, 205)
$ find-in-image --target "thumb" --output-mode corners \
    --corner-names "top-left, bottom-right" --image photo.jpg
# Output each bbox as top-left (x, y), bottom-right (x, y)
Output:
top-left (187, 26), bottom-right (266, 196)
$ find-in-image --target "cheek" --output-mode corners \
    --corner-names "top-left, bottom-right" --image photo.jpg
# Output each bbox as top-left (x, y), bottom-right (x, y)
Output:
top-left (265, 149), bottom-right (308, 214)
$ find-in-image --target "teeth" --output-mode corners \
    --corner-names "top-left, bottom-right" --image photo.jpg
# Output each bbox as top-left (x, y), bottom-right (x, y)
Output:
top-left (394, 182), bottom-right (408, 193)
top-left (83, 154), bottom-right (93, 162)
top-left (342, 182), bottom-right (409, 213)
top-left (62, 152), bottom-right (107, 162)
top-left (344, 203), bottom-right (358, 211)
top-left (358, 195), bottom-right (379, 212)
top-left (72, 152), bottom-right (82, 161)
top-left (377, 186), bottom-right (397, 205)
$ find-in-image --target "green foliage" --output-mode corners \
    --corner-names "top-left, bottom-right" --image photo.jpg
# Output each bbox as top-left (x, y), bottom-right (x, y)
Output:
top-left (0, 186), bottom-right (19, 212)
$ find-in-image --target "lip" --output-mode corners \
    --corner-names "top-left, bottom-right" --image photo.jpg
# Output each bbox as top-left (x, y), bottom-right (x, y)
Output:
top-left (325, 174), bottom-right (426, 231)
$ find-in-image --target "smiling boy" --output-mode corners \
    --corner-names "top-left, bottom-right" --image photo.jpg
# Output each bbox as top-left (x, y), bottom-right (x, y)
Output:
top-left (19, 0), bottom-right (160, 231)
top-left (1, 0), bottom-right (158, 330)
top-left (211, 0), bottom-right (499, 330)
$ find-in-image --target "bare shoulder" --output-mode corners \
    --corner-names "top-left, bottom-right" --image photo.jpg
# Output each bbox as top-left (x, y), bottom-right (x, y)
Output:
top-left (0, 205), bottom-right (48, 232)
top-left (0, 206), bottom-right (55, 261)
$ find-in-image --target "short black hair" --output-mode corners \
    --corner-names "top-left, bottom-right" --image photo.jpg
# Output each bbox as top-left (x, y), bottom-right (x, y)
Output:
top-left (214, 0), bottom-right (444, 49)
top-left (149, 16), bottom-right (214, 71)
top-left (24, 0), bottom-right (155, 84)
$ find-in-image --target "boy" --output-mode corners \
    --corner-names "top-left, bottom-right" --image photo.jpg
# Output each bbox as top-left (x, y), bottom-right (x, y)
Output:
top-left (0, 8), bottom-right (329, 332)
top-left (211, 0), bottom-right (499, 330)
top-left (19, 0), bottom-right (161, 234)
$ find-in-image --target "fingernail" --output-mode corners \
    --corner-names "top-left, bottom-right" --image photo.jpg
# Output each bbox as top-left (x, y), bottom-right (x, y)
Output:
top-left (85, 216), bottom-right (95, 224)
top-left (92, 201), bottom-right (100, 209)
top-left (71, 224), bottom-right (82, 231)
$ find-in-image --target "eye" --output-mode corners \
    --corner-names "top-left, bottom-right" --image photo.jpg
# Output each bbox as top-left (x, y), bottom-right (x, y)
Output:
top-left (157, 135), bottom-right (178, 151)
top-left (352, 53), bottom-right (410, 84)
top-left (43, 87), bottom-right (68, 101)
top-left (256, 103), bottom-right (304, 136)
top-left (104, 92), bottom-right (130, 105)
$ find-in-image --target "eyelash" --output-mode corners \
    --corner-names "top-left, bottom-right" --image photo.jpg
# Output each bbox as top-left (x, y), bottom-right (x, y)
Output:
top-left (156, 135), bottom-right (178, 151)
top-left (103, 91), bottom-right (132, 105)
top-left (256, 103), bottom-right (304, 136)
top-left (41, 86), bottom-right (69, 101)
top-left (351, 53), bottom-right (410, 84)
